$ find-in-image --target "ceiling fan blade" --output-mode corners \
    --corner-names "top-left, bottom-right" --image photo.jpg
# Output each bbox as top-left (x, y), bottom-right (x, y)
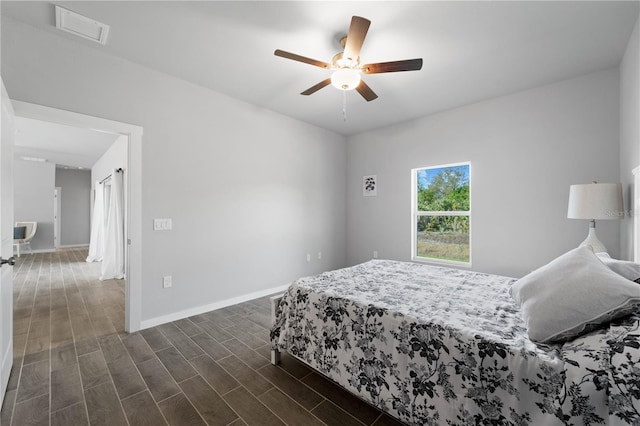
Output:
top-left (301, 78), bottom-right (332, 96)
top-left (356, 80), bottom-right (378, 102)
top-left (362, 58), bottom-right (423, 74)
top-left (343, 16), bottom-right (371, 62)
top-left (274, 49), bottom-right (331, 69)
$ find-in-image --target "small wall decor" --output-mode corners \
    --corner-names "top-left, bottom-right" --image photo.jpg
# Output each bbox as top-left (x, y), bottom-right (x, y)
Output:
top-left (363, 175), bottom-right (377, 197)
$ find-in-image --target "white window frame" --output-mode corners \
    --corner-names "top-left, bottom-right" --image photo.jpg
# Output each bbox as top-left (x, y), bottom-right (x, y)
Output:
top-left (411, 161), bottom-right (471, 267)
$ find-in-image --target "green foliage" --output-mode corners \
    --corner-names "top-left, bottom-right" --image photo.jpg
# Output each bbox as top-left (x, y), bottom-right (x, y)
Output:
top-left (417, 167), bottom-right (469, 234)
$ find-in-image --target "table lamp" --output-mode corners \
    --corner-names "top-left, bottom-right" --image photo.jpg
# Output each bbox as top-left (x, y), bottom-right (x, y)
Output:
top-left (567, 182), bottom-right (623, 253)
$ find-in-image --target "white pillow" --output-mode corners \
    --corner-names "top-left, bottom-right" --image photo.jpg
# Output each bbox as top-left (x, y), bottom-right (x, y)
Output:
top-left (596, 252), bottom-right (640, 283)
top-left (509, 246), bottom-right (640, 343)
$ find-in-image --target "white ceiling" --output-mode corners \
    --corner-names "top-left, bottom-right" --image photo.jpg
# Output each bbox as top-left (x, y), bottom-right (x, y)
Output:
top-left (14, 116), bottom-right (120, 169)
top-left (2, 1), bottom-right (639, 136)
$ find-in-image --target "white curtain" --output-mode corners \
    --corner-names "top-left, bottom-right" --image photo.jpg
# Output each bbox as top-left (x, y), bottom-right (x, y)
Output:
top-left (101, 169), bottom-right (125, 280)
top-left (86, 182), bottom-right (104, 262)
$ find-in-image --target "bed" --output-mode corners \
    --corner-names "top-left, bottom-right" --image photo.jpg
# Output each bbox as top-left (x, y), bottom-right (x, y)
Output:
top-left (270, 255), bottom-right (640, 425)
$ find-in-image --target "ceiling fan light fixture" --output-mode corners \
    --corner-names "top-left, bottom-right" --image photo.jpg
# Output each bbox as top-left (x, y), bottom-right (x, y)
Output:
top-left (331, 68), bottom-right (361, 91)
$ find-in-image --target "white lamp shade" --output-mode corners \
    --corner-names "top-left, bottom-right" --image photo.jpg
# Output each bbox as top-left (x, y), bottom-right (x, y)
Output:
top-left (567, 183), bottom-right (623, 220)
top-left (331, 68), bottom-right (361, 91)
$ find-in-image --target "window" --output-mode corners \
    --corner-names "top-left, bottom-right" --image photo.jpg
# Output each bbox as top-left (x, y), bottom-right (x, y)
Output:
top-left (411, 162), bottom-right (470, 266)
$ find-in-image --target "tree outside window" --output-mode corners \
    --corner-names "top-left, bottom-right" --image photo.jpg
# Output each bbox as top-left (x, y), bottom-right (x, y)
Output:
top-left (412, 162), bottom-right (470, 265)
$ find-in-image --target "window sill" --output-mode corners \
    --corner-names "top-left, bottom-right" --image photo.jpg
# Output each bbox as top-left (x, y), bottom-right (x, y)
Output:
top-left (411, 256), bottom-right (472, 269)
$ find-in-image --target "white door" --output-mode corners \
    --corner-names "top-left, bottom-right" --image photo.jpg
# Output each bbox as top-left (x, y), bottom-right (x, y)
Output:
top-left (0, 79), bottom-right (15, 403)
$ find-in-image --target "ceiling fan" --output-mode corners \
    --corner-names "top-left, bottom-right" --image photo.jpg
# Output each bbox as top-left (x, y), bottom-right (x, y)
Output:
top-left (274, 16), bottom-right (423, 102)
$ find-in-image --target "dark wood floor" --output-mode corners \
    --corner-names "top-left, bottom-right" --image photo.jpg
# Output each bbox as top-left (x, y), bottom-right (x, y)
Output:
top-left (0, 248), bottom-right (403, 426)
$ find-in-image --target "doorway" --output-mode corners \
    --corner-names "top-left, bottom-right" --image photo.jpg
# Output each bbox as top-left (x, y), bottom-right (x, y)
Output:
top-left (12, 101), bottom-right (142, 332)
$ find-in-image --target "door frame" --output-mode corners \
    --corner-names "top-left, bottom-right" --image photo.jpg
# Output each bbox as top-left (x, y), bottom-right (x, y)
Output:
top-left (1, 80), bottom-right (15, 404)
top-left (54, 186), bottom-right (61, 249)
top-left (12, 101), bottom-right (143, 332)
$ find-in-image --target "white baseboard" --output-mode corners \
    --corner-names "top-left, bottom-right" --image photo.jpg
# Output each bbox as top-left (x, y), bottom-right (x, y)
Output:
top-left (57, 244), bottom-right (90, 248)
top-left (139, 284), bottom-right (290, 330)
top-left (14, 248), bottom-right (55, 256)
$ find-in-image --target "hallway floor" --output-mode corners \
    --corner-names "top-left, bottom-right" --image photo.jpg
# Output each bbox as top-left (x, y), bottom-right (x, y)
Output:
top-left (0, 248), bottom-right (402, 426)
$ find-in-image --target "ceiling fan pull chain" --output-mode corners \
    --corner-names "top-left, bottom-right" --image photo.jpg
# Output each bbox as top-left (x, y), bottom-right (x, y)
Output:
top-left (342, 90), bottom-right (347, 122)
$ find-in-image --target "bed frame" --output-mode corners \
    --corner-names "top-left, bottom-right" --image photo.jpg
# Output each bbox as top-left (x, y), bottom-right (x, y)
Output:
top-left (270, 294), bottom-right (283, 365)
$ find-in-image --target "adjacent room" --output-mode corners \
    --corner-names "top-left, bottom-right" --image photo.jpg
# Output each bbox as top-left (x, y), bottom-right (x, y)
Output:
top-left (0, 1), bottom-right (639, 425)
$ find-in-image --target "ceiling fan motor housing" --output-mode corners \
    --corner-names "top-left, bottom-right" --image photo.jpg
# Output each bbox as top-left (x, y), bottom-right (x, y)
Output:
top-left (332, 51), bottom-right (360, 69)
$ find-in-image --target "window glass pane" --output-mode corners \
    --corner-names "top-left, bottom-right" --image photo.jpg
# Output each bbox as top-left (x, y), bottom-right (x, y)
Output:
top-left (416, 164), bottom-right (469, 212)
top-left (416, 216), bottom-right (470, 262)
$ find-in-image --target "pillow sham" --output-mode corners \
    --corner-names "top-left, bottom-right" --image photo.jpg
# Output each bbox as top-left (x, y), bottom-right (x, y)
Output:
top-left (509, 246), bottom-right (640, 343)
top-left (13, 226), bottom-right (26, 240)
top-left (596, 252), bottom-right (640, 283)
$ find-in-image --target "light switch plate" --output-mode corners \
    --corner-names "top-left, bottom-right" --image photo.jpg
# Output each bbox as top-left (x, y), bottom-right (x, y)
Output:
top-left (154, 218), bottom-right (172, 231)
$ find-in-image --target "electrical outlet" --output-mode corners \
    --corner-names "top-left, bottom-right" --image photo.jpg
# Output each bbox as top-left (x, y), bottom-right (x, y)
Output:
top-left (317, 251), bottom-right (322, 260)
top-left (373, 250), bottom-right (378, 259)
top-left (306, 254), bottom-right (311, 262)
top-left (163, 275), bottom-right (172, 288)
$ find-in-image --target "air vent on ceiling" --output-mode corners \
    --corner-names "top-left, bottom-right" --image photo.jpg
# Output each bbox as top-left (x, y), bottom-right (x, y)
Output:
top-left (20, 156), bottom-right (48, 163)
top-left (55, 5), bottom-right (110, 45)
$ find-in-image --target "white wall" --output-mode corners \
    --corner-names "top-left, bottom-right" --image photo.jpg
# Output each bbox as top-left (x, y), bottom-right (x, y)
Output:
top-left (1, 18), bottom-right (347, 324)
top-left (620, 13), bottom-right (640, 261)
top-left (91, 135), bottom-right (127, 186)
top-left (55, 168), bottom-right (91, 246)
top-left (13, 159), bottom-right (55, 251)
top-left (347, 69), bottom-right (620, 278)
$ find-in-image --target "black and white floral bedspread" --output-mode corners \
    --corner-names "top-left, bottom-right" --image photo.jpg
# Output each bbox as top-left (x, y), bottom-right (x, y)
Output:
top-left (271, 260), bottom-right (640, 425)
